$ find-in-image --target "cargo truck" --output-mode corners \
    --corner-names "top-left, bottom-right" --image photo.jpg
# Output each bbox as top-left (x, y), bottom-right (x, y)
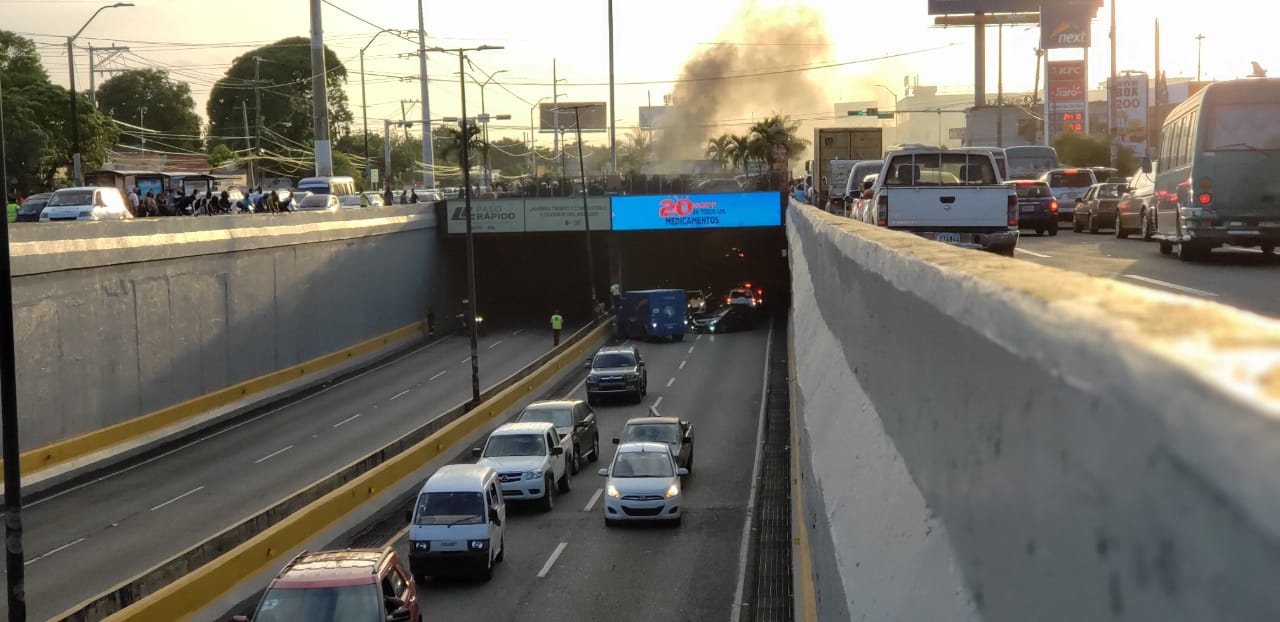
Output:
top-left (808, 127), bottom-right (883, 209)
top-left (617, 289), bottom-right (688, 341)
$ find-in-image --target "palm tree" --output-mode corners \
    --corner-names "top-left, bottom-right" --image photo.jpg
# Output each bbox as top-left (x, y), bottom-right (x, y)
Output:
top-left (727, 134), bottom-right (752, 173)
top-left (439, 124), bottom-right (486, 167)
top-left (619, 128), bottom-right (653, 173)
top-left (705, 135), bottom-right (733, 169)
top-left (747, 115), bottom-right (808, 170)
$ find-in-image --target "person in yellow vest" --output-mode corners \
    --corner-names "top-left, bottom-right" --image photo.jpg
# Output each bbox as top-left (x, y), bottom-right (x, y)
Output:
top-left (5, 195), bottom-right (18, 223)
top-left (550, 309), bottom-right (564, 346)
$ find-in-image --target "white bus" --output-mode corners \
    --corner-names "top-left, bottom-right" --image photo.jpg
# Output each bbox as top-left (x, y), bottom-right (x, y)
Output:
top-left (296, 176), bottom-right (356, 197)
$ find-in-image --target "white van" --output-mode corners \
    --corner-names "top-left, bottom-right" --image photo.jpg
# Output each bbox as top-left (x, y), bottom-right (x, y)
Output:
top-left (406, 463), bottom-right (506, 580)
top-left (40, 186), bottom-right (132, 221)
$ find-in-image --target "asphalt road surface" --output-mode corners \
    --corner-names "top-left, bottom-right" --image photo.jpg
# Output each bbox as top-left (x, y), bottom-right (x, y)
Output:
top-left (385, 325), bottom-right (772, 622)
top-left (14, 324), bottom-right (573, 621)
top-left (1015, 227), bottom-right (1280, 318)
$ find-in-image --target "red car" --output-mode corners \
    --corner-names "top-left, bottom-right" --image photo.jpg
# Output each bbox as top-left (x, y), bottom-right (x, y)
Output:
top-left (233, 548), bottom-right (420, 622)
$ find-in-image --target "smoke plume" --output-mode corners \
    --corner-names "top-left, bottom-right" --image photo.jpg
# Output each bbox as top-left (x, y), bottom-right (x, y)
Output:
top-left (653, 1), bottom-right (833, 169)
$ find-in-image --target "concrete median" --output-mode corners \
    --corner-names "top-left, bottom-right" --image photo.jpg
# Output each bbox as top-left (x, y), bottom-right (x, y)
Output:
top-left (53, 319), bottom-right (611, 622)
top-left (787, 200), bottom-right (1280, 621)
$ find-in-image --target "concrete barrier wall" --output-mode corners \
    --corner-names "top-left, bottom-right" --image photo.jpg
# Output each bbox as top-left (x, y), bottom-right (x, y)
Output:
top-left (10, 207), bottom-right (447, 452)
top-left (788, 201), bottom-right (1280, 621)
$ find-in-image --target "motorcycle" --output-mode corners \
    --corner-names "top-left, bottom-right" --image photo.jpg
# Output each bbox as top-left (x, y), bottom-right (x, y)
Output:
top-left (455, 312), bottom-right (487, 337)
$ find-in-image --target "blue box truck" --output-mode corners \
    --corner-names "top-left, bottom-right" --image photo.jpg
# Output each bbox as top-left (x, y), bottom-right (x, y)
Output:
top-left (617, 289), bottom-right (688, 341)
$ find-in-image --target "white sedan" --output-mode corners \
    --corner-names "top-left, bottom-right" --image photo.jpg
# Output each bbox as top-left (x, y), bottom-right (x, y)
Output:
top-left (598, 441), bottom-right (687, 526)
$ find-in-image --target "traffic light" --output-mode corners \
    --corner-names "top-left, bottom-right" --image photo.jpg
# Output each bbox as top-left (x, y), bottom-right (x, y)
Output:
top-left (848, 107), bottom-right (880, 117)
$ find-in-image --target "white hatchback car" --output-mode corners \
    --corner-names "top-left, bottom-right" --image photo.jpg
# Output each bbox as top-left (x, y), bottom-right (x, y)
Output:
top-left (295, 193), bottom-right (340, 212)
top-left (40, 187), bottom-right (132, 221)
top-left (599, 441), bottom-right (687, 526)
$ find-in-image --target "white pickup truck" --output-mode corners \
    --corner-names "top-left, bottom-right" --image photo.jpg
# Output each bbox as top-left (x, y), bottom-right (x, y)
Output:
top-left (871, 149), bottom-right (1019, 255)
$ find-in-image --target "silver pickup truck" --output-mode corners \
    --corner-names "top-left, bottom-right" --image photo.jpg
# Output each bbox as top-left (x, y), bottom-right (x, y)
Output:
top-left (871, 149), bottom-right (1020, 255)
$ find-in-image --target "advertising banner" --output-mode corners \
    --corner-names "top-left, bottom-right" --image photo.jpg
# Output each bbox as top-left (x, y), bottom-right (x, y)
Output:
top-left (540, 102), bottom-right (607, 133)
top-left (1109, 73), bottom-right (1149, 159)
top-left (445, 200), bottom-right (524, 234)
top-left (1040, 1), bottom-right (1095, 49)
top-left (610, 192), bottom-right (782, 231)
top-left (524, 198), bottom-right (611, 232)
top-left (1047, 60), bottom-right (1087, 136)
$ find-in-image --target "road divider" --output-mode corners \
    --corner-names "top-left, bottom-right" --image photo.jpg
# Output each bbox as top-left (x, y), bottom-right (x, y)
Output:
top-left (55, 319), bottom-right (611, 622)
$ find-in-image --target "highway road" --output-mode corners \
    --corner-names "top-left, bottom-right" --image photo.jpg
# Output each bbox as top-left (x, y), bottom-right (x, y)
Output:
top-left (383, 325), bottom-right (772, 622)
top-left (14, 323), bottom-right (574, 621)
top-left (1015, 228), bottom-right (1280, 318)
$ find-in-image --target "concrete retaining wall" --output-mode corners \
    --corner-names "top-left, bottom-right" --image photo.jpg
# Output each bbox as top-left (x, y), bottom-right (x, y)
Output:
top-left (10, 207), bottom-right (449, 452)
top-left (788, 201), bottom-right (1280, 621)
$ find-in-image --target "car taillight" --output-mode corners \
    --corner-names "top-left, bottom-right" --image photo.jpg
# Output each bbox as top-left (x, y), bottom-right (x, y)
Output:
top-left (1197, 192), bottom-right (1212, 205)
top-left (876, 194), bottom-right (888, 226)
top-left (1007, 193), bottom-right (1018, 226)
top-left (1049, 200), bottom-right (1058, 212)
top-left (756, 289), bottom-right (763, 296)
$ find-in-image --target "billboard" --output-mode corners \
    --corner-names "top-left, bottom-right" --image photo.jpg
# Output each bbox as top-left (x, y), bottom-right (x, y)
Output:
top-left (639, 105), bottom-right (681, 129)
top-left (1040, 0), bottom-right (1095, 49)
top-left (1047, 60), bottom-right (1087, 136)
top-left (445, 198), bottom-right (610, 234)
top-left (540, 102), bottom-right (607, 133)
top-left (610, 192), bottom-right (782, 231)
top-left (928, 0), bottom-right (1100, 14)
top-left (1109, 73), bottom-right (1149, 159)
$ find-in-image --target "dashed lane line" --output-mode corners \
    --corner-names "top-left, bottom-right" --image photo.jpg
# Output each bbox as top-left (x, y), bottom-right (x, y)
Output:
top-left (666, 377), bottom-right (675, 388)
top-left (583, 488), bottom-right (603, 512)
top-left (1016, 247), bottom-right (1053, 258)
top-left (333, 413), bottom-right (361, 428)
top-left (25, 538), bottom-right (87, 567)
top-left (1123, 274), bottom-right (1219, 297)
top-left (537, 542), bottom-right (569, 578)
top-left (390, 389), bottom-right (410, 401)
top-left (679, 360), bottom-right (687, 370)
top-left (150, 486), bottom-right (205, 512)
top-left (253, 445), bottom-right (294, 465)
top-left (429, 370), bottom-right (448, 381)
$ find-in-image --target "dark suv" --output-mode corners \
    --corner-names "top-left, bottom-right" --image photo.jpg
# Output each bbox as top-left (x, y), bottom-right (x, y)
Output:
top-left (516, 399), bottom-right (601, 474)
top-left (233, 548), bottom-right (419, 622)
top-left (585, 345), bottom-right (647, 405)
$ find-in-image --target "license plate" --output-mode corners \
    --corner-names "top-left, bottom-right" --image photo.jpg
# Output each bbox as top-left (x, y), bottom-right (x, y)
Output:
top-left (935, 232), bottom-right (963, 243)
top-left (1020, 205), bottom-right (1037, 213)
top-left (435, 540), bottom-right (463, 551)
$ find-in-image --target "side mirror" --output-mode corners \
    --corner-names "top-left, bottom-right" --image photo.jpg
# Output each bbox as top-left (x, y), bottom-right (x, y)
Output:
top-left (489, 508), bottom-right (501, 525)
top-left (677, 468), bottom-right (689, 476)
top-left (404, 509), bottom-right (413, 523)
top-left (583, 359), bottom-right (593, 370)
top-left (550, 446), bottom-right (564, 456)
top-left (471, 447), bottom-right (482, 459)
top-left (597, 468), bottom-right (609, 477)
top-left (611, 437), bottom-right (620, 445)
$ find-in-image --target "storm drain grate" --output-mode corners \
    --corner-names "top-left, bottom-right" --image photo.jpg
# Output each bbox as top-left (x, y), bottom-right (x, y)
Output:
top-left (747, 314), bottom-right (794, 622)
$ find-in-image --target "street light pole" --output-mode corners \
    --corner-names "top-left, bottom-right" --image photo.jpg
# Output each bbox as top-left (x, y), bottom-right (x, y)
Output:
top-left (607, 0), bottom-right (617, 175)
top-left (0, 62), bottom-right (24, 622)
top-left (1195, 33), bottom-right (1205, 81)
top-left (427, 45), bottom-right (503, 408)
top-left (67, 2), bottom-right (133, 187)
top-left (361, 29), bottom-right (398, 188)
top-left (309, 0), bottom-right (333, 177)
top-left (572, 107), bottom-right (600, 311)
top-left (1109, 0), bottom-right (1119, 168)
top-left (530, 96), bottom-right (548, 176)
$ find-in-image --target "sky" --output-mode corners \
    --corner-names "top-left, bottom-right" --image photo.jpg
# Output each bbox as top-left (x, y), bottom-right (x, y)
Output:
top-left (3, 0), bottom-right (1276, 148)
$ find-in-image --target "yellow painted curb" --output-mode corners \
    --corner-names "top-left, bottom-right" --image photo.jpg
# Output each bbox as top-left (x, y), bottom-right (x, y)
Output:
top-left (6, 320), bottom-right (427, 478)
top-left (790, 325), bottom-right (818, 622)
top-left (90, 321), bottom-right (610, 622)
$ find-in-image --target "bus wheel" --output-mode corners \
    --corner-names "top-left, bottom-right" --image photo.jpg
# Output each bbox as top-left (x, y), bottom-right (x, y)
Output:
top-left (1158, 241), bottom-right (1173, 255)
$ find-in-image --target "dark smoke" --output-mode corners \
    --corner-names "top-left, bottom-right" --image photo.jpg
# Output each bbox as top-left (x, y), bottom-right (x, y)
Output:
top-left (653, 1), bottom-right (832, 169)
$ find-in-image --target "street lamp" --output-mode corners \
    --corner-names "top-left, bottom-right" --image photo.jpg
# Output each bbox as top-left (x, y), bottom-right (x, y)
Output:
top-left (361, 29), bottom-right (402, 187)
top-left (458, 66), bottom-right (508, 189)
top-left (552, 104), bottom-right (601, 315)
top-left (425, 44), bottom-right (503, 408)
top-left (529, 96), bottom-right (549, 177)
top-left (67, 2), bottom-right (133, 186)
top-left (873, 84), bottom-right (899, 143)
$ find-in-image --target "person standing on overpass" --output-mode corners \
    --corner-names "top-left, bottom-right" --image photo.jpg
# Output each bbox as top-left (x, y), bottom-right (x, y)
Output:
top-left (550, 309), bottom-right (564, 346)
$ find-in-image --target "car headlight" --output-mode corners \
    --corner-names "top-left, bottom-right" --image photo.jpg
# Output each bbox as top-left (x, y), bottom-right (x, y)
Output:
top-left (475, 315), bottom-right (484, 322)
top-left (606, 485), bottom-right (621, 498)
top-left (468, 539), bottom-right (488, 551)
top-left (651, 321), bottom-right (658, 328)
top-left (665, 484), bottom-right (680, 498)
top-left (625, 372), bottom-right (639, 380)
top-left (709, 323), bottom-right (717, 332)
top-left (586, 375), bottom-right (598, 384)
top-left (412, 541), bottom-right (430, 551)
top-left (523, 470), bottom-right (542, 480)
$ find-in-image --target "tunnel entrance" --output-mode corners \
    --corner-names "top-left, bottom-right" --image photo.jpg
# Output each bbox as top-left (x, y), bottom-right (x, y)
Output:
top-left (611, 227), bottom-right (789, 304)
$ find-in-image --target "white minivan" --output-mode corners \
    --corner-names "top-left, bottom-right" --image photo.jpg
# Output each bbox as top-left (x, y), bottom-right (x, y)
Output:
top-left (40, 186), bottom-right (133, 221)
top-left (406, 463), bottom-right (506, 580)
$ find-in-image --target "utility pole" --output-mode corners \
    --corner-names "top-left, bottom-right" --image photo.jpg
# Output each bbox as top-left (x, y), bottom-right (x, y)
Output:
top-left (607, 0), bottom-right (617, 175)
top-left (254, 56), bottom-right (263, 187)
top-left (996, 21), bottom-right (1004, 148)
top-left (1109, 0), bottom-right (1118, 168)
top-left (88, 45), bottom-right (130, 108)
top-left (309, 0), bottom-right (333, 176)
top-left (241, 100), bottom-right (254, 186)
top-left (400, 100), bottom-right (415, 141)
top-left (974, 11), bottom-right (986, 108)
top-left (553, 59), bottom-right (561, 179)
top-left (1195, 33), bottom-right (1205, 81)
top-left (1153, 18), bottom-right (1161, 152)
top-left (417, 1), bottom-right (435, 190)
top-left (0, 65), bottom-right (26, 622)
top-left (139, 105), bottom-right (147, 149)
top-left (573, 106), bottom-right (599, 311)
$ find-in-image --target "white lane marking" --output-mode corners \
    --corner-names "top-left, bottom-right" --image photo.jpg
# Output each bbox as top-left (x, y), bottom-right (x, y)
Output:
top-left (1016, 247), bottom-right (1053, 258)
top-left (390, 389), bottom-right (410, 401)
top-left (429, 370), bottom-right (448, 381)
top-left (730, 320), bottom-right (775, 622)
top-left (652, 396), bottom-right (664, 410)
top-left (583, 488), bottom-right (603, 512)
top-left (149, 485), bottom-right (205, 511)
top-left (333, 413), bottom-right (361, 428)
top-left (666, 377), bottom-right (675, 388)
top-left (25, 537), bottom-right (87, 566)
top-left (537, 542), bottom-right (569, 578)
top-left (254, 445), bottom-right (294, 464)
top-left (383, 523), bottom-right (411, 548)
top-left (688, 346), bottom-right (695, 354)
top-left (19, 332), bottom-right (453, 510)
top-left (488, 340), bottom-right (504, 349)
top-left (1123, 274), bottom-right (1219, 297)
top-left (513, 329), bottom-right (524, 335)
top-left (696, 334), bottom-right (703, 341)
top-left (679, 360), bottom-right (687, 370)
top-left (461, 357), bottom-right (472, 365)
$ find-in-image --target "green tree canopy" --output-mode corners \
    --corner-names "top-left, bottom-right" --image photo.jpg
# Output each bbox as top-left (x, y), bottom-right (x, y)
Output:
top-left (97, 69), bottom-right (202, 152)
top-left (1053, 132), bottom-right (1138, 175)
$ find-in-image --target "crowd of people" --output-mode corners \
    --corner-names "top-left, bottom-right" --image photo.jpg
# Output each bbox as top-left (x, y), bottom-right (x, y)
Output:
top-left (124, 187), bottom-right (298, 217)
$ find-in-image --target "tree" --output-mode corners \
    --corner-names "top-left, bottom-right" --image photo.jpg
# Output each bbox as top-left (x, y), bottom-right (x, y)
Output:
top-left (207, 144), bottom-right (235, 167)
top-left (617, 128), bottom-right (653, 174)
top-left (97, 69), bottom-right (202, 152)
top-left (1052, 131), bottom-right (1139, 177)
top-left (437, 124), bottom-right (486, 167)
top-left (747, 115), bottom-right (807, 170)
top-left (206, 37), bottom-right (352, 177)
top-left (727, 134), bottom-right (752, 173)
top-left (704, 135), bottom-right (732, 169)
top-left (1, 30), bottom-right (116, 195)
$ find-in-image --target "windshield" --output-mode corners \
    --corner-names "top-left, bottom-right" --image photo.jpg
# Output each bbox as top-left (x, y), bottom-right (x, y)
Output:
top-left (883, 153), bottom-right (997, 186)
top-left (299, 194), bottom-right (331, 208)
top-left (1096, 185), bottom-right (1124, 199)
top-left (1205, 103), bottom-right (1280, 151)
top-left (519, 407), bottom-right (573, 429)
top-left (483, 434), bottom-right (546, 457)
top-left (414, 491), bottom-right (484, 525)
top-left (593, 353), bottom-right (635, 368)
top-left (1012, 183), bottom-right (1051, 198)
top-left (254, 585), bottom-right (380, 622)
top-left (18, 198), bottom-right (48, 214)
top-left (611, 451), bottom-right (675, 478)
top-left (730, 290), bottom-right (752, 299)
top-left (622, 423), bottom-right (681, 445)
top-left (48, 190), bottom-right (93, 207)
top-left (1047, 171), bottom-right (1094, 188)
